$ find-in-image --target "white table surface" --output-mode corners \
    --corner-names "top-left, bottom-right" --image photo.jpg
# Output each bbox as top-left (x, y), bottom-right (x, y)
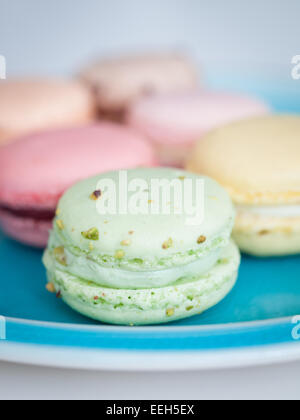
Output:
top-left (0, 360), bottom-right (299, 400)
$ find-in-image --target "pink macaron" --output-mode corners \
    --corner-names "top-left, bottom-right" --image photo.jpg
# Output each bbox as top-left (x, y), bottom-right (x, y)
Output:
top-left (127, 91), bottom-right (269, 167)
top-left (0, 123), bottom-right (156, 247)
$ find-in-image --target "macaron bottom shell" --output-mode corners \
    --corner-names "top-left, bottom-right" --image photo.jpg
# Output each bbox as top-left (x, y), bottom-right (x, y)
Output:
top-left (0, 210), bottom-right (52, 248)
top-left (233, 230), bottom-right (300, 257)
top-left (45, 241), bottom-right (240, 326)
top-left (233, 211), bottom-right (300, 256)
top-left (233, 227), bottom-right (300, 257)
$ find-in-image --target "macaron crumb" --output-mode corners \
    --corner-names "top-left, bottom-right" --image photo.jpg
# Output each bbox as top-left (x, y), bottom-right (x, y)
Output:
top-left (81, 227), bottom-right (99, 241)
top-left (162, 238), bottom-right (173, 250)
top-left (56, 219), bottom-right (65, 230)
top-left (121, 239), bottom-right (131, 246)
top-left (90, 190), bottom-right (102, 201)
top-left (129, 231), bottom-right (134, 235)
top-left (259, 230), bottom-right (270, 236)
top-left (114, 303), bottom-right (124, 309)
top-left (115, 250), bottom-right (125, 259)
top-left (46, 282), bottom-right (56, 293)
top-left (53, 246), bottom-right (67, 266)
top-left (166, 308), bottom-right (175, 317)
top-left (218, 258), bottom-right (229, 265)
top-left (197, 235), bottom-right (206, 244)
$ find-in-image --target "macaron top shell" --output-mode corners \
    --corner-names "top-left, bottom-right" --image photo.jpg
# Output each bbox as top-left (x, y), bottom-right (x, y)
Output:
top-left (0, 123), bottom-right (156, 210)
top-left (128, 91), bottom-right (269, 145)
top-left (0, 79), bottom-right (95, 145)
top-left (52, 168), bottom-right (235, 270)
top-left (187, 115), bottom-right (300, 205)
top-left (81, 53), bottom-right (198, 112)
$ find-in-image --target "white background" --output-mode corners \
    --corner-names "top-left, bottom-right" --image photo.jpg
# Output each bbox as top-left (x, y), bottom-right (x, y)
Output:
top-left (0, 0), bottom-right (299, 78)
top-left (0, 0), bottom-right (300, 400)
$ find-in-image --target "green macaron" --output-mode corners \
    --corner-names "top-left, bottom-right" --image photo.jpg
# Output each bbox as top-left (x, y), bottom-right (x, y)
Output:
top-left (43, 168), bottom-right (240, 325)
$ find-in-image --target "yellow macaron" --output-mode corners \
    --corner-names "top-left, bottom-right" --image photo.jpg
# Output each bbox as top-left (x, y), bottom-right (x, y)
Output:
top-left (187, 115), bottom-right (300, 256)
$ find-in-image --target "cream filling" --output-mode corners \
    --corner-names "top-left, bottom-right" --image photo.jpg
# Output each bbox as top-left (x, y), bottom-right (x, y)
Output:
top-left (237, 205), bottom-right (300, 218)
top-left (45, 246), bottom-right (222, 290)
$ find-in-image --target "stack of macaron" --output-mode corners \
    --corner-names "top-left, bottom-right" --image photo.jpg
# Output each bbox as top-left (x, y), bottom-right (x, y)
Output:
top-left (80, 53), bottom-right (269, 166)
top-left (43, 168), bottom-right (240, 325)
top-left (187, 115), bottom-right (300, 257)
top-left (1, 49), bottom-right (298, 326)
top-left (0, 123), bottom-right (156, 247)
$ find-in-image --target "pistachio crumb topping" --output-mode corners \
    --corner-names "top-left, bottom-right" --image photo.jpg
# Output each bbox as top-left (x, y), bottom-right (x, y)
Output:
top-left (197, 235), bottom-right (206, 244)
top-left (89, 242), bottom-right (94, 251)
top-left (129, 231), bottom-right (134, 235)
top-left (166, 308), bottom-right (175, 317)
top-left (115, 250), bottom-right (125, 259)
top-left (259, 230), bottom-right (270, 236)
top-left (218, 258), bottom-right (229, 265)
top-left (46, 282), bottom-right (56, 293)
top-left (186, 306), bottom-right (194, 311)
top-left (90, 190), bottom-right (102, 201)
top-left (178, 176), bottom-right (186, 181)
top-left (121, 239), bottom-right (131, 246)
top-left (162, 238), bottom-right (173, 250)
top-left (81, 227), bottom-right (99, 241)
top-left (55, 208), bottom-right (61, 216)
top-left (56, 219), bottom-right (64, 230)
top-left (53, 246), bottom-right (67, 266)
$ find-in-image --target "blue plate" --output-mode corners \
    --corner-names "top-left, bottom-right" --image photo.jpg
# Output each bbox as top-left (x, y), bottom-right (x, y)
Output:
top-left (0, 231), bottom-right (300, 371)
top-left (1, 83), bottom-right (300, 370)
